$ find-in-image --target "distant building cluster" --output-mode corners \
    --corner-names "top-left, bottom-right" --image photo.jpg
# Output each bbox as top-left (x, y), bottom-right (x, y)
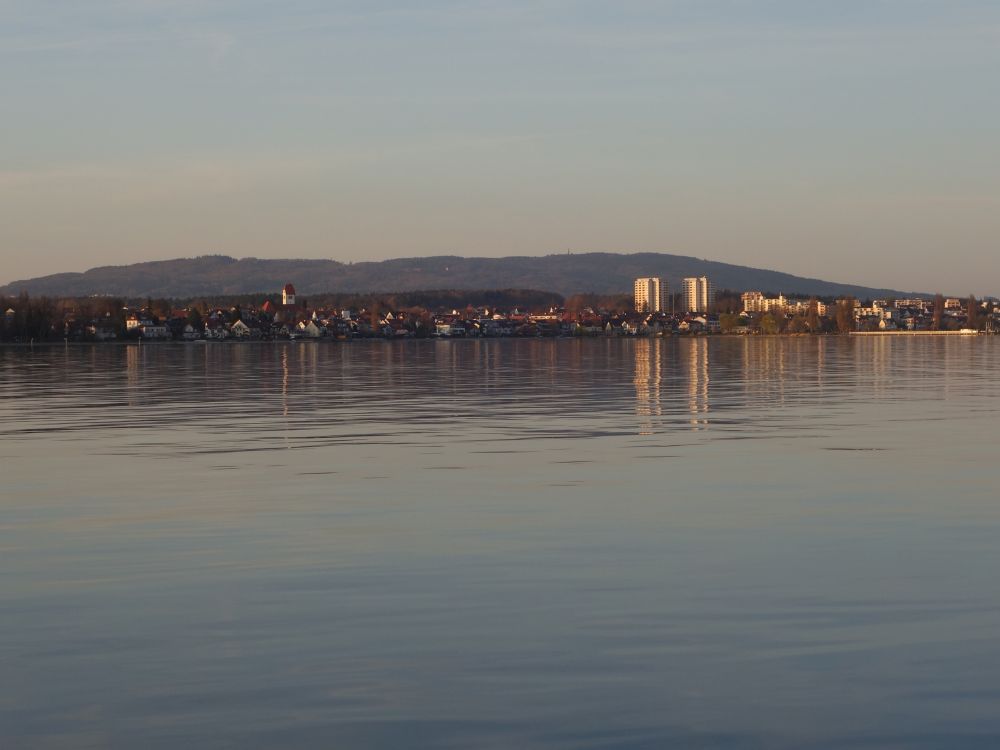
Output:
top-left (735, 292), bottom-right (994, 332)
top-left (742, 292), bottom-right (828, 317)
top-left (2, 281), bottom-right (997, 344)
top-left (633, 276), bottom-right (717, 314)
top-left (623, 276), bottom-right (996, 335)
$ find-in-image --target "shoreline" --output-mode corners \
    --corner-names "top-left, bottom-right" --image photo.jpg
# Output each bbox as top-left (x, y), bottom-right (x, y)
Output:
top-left (849, 330), bottom-right (985, 336)
top-left (0, 330), bottom-right (992, 348)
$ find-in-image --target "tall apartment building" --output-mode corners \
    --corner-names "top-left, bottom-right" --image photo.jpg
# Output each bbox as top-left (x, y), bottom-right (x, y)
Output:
top-left (742, 291), bottom-right (827, 316)
top-left (741, 291), bottom-right (767, 313)
top-left (634, 277), bottom-right (668, 313)
top-left (683, 276), bottom-right (715, 313)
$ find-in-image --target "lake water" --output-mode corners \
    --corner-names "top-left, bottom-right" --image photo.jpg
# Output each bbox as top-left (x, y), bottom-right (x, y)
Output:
top-left (3, 337), bottom-right (1000, 749)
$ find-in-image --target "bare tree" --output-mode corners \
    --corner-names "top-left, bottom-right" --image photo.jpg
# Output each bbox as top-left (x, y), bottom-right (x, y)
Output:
top-left (806, 298), bottom-right (820, 332)
top-left (835, 298), bottom-right (856, 334)
top-left (932, 294), bottom-right (944, 330)
top-left (967, 295), bottom-right (980, 330)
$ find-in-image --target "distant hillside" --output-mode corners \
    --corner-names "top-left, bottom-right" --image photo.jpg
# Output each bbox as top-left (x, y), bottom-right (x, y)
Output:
top-left (1, 253), bottom-right (921, 300)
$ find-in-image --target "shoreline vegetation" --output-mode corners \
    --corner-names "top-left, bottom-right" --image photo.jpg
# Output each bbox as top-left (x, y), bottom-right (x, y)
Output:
top-left (1, 288), bottom-right (996, 344)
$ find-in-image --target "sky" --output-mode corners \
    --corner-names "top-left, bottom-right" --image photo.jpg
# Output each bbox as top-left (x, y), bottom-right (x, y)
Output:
top-left (1, 0), bottom-right (998, 294)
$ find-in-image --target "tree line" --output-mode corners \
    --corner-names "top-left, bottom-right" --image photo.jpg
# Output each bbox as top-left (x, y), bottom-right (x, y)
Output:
top-left (0, 293), bottom-right (127, 342)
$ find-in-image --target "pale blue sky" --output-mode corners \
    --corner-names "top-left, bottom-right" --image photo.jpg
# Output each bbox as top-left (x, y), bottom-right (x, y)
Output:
top-left (2, 1), bottom-right (998, 293)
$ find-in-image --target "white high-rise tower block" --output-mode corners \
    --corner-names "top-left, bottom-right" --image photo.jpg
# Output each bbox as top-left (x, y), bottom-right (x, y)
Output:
top-left (683, 277), bottom-right (715, 313)
top-left (634, 277), bottom-right (668, 313)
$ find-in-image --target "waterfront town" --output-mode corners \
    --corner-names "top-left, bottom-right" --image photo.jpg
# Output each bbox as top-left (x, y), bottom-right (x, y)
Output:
top-left (1, 277), bottom-right (997, 343)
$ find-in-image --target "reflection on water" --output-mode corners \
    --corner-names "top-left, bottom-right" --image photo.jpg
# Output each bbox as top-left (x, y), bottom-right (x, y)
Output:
top-left (632, 338), bottom-right (661, 435)
top-left (687, 338), bottom-right (710, 429)
top-left (2, 337), bottom-right (1000, 750)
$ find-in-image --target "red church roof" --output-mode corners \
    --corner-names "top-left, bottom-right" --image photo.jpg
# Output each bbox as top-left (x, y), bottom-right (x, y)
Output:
top-left (283, 283), bottom-right (296, 294)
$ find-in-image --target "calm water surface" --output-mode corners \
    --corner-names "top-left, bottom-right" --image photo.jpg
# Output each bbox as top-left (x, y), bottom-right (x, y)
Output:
top-left (2, 337), bottom-right (999, 749)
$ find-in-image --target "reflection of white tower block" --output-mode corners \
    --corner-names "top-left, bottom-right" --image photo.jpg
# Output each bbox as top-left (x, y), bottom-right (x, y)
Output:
top-left (282, 283), bottom-right (296, 307)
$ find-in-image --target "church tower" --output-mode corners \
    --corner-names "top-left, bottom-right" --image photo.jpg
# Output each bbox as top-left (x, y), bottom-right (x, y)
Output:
top-left (282, 283), bottom-right (296, 308)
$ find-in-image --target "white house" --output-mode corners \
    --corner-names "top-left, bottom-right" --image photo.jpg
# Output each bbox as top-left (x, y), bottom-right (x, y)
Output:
top-left (139, 324), bottom-right (170, 339)
top-left (230, 320), bottom-right (251, 338)
top-left (297, 320), bottom-right (322, 338)
top-left (435, 322), bottom-right (465, 337)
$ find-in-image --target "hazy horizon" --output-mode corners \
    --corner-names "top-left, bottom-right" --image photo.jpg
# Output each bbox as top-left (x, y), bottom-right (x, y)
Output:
top-left (3, 1), bottom-right (998, 294)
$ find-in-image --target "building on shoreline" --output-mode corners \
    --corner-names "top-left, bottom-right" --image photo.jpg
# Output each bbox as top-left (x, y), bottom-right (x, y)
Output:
top-left (683, 277), bottom-right (714, 313)
top-left (4, 280), bottom-right (999, 343)
top-left (742, 292), bottom-right (827, 317)
top-left (634, 277), bottom-right (668, 313)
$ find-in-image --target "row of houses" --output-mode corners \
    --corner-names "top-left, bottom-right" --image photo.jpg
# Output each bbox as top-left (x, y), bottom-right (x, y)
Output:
top-left (96, 281), bottom-right (730, 340)
top-left (741, 292), bottom-right (829, 317)
top-left (221, 308), bottom-right (726, 340)
top-left (7, 281), bottom-right (997, 343)
top-left (740, 292), bottom-right (998, 332)
top-left (850, 298), bottom-right (995, 331)
top-left (28, 299), bottom-right (1000, 342)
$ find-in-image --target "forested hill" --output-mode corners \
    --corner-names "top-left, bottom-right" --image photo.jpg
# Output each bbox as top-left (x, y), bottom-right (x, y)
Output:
top-left (1, 253), bottom-right (919, 299)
